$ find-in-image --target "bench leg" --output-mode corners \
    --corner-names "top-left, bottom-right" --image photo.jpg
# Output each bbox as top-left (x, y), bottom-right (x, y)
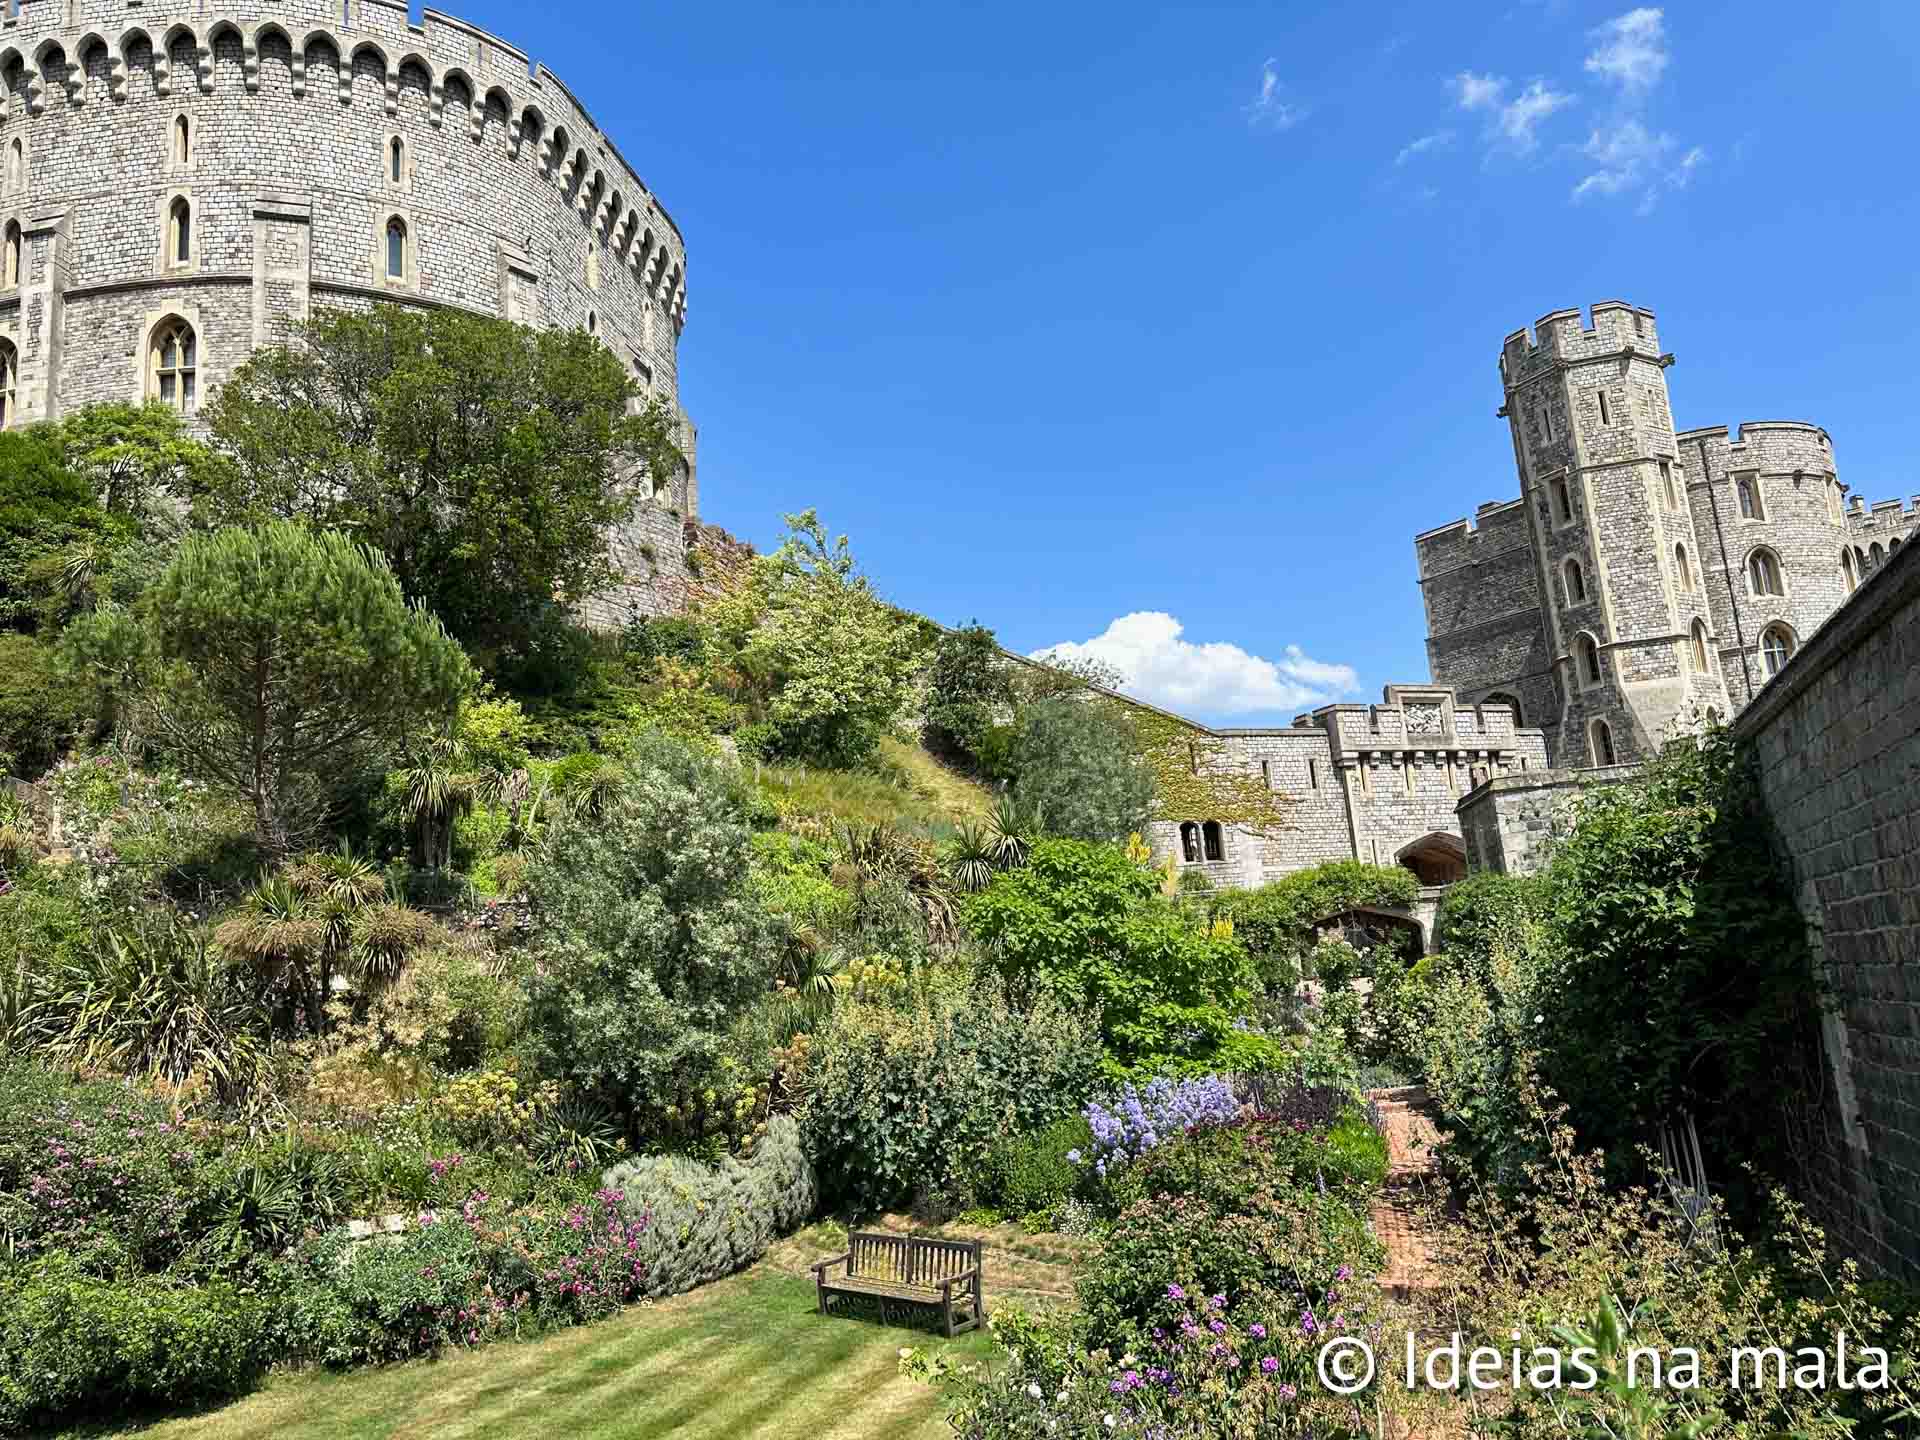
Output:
top-left (815, 1271), bottom-right (826, 1316)
top-left (941, 1283), bottom-right (955, 1339)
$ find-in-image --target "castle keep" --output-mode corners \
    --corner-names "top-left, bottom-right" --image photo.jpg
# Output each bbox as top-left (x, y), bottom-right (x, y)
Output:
top-left (1418, 301), bottom-right (1916, 768)
top-left (0, 0), bottom-right (698, 618)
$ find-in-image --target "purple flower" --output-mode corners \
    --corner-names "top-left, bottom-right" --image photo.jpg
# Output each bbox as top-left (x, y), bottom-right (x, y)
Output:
top-left (1209, 1318), bottom-right (1226, 1335)
top-left (1261, 1356), bottom-right (1279, 1374)
top-left (1301, 1309), bottom-right (1318, 1336)
top-left (1166, 1283), bottom-right (1185, 1301)
top-left (1248, 1323), bottom-right (1267, 1339)
top-left (1208, 1293), bottom-right (1226, 1311)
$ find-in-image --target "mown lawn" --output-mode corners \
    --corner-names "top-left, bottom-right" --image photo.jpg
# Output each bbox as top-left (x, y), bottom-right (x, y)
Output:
top-left (113, 1270), bottom-right (990, 1440)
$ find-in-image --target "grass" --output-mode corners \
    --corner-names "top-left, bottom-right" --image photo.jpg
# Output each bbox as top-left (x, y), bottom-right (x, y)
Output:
top-left (753, 736), bottom-right (991, 833)
top-left (110, 1270), bottom-right (992, 1440)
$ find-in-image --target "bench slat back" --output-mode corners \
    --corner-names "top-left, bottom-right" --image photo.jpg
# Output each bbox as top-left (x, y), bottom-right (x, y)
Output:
top-left (846, 1231), bottom-right (981, 1289)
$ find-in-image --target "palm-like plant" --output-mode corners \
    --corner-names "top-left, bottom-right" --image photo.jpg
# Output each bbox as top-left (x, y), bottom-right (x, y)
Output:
top-left (944, 820), bottom-right (997, 894)
top-left (985, 795), bottom-right (1036, 870)
top-left (397, 735), bottom-right (482, 871)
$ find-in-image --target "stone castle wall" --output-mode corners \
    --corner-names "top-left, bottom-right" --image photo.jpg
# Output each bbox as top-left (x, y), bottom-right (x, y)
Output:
top-left (1418, 302), bottom-right (1914, 768)
top-left (0, 0), bottom-right (695, 620)
top-left (1144, 686), bottom-right (1549, 896)
top-left (1732, 536), bottom-right (1920, 1283)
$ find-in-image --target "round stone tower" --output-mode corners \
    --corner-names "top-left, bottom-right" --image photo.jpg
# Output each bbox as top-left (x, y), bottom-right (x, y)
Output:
top-left (1498, 302), bottom-right (1731, 765)
top-left (0, 0), bottom-right (696, 620)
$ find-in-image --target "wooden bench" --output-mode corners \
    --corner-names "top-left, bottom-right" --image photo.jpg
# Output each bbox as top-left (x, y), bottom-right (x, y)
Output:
top-left (811, 1232), bottom-right (984, 1337)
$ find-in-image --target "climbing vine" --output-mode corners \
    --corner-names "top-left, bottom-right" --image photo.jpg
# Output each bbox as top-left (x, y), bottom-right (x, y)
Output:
top-left (1125, 707), bottom-right (1295, 835)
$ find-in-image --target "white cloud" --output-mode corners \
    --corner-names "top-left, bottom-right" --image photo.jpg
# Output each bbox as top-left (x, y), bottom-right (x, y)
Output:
top-left (1245, 58), bottom-right (1305, 131)
top-left (1496, 80), bottom-right (1575, 150)
top-left (1585, 8), bottom-right (1668, 95)
top-left (1031, 613), bottom-right (1358, 717)
top-left (1395, 129), bottom-right (1456, 165)
top-left (1451, 70), bottom-right (1505, 110)
top-left (1572, 119), bottom-right (1704, 212)
top-left (1451, 72), bottom-right (1572, 153)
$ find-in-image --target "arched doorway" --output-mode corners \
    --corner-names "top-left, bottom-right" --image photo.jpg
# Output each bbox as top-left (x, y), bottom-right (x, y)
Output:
top-left (1395, 831), bottom-right (1467, 887)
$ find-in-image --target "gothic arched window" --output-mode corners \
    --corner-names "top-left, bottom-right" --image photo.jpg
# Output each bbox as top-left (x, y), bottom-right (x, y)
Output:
top-left (1590, 719), bottom-right (1617, 767)
top-left (1563, 557), bottom-right (1587, 605)
top-left (174, 114), bottom-right (190, 165)
top-left (1842, 548), bottom-right (1858, 593)
top-left (1577, 633), bottom-right (1603, 687)
top-left (3, 222), bottom-right (19, 288)
top-left (389, 136), bottom-right (404, 185)
top-left (1737, 476), bottom-right (1764, 520)
top-left (1747, 548), bottom-right (1784, 597)
top-left (0, 338), bottom-right (17, 429)
top-left (1690, 620), bottom-right (1709, 673)
top-left (1674, 542), bottom-right (1692, 593)
top-left (148, 316), bottom-right (197, 411)
top-left (1760, 624), bottom-right (1796, 679)
top-left (1202, 821), bottom-right (1225, 862)
top-left (385, 217), bottom-right (406, 280)
top-left (1179, 822), bottom-right (1200, 864)
top-left (168, 197), bottom-right (191, 266)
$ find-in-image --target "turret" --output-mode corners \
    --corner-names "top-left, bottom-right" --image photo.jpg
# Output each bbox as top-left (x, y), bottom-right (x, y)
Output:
top-left (1500, 302), bottom-right (1729, 764)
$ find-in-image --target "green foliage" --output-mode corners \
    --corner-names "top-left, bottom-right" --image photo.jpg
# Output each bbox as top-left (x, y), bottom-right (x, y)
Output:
top-left (923, 622), bottom-right (1014, 762)
top-left (1432, 870), bottom-right (1554, 973)
top-left (0, 633), bottom-right (94, 775)
top-left (1004, 695), bottom-right (1157, 843)
top-left (52, 401), bottom-right (220, 519)
top-left (796, 978), bottom-right (1103, 1215)
top-left (1102, 1109), bottom-right (1389, 1219)
top-left (0, 1256), bottom-right (267, 1432)
top-left (66, 522), bottom-right (476, 851)
top-left (1076, 1182), bottom-right (1382, 1353)
top-left (199, 304), bottom-right (683, 662)
top-left (601, 1115), bottom-right (816, 1299)
top-left (0, 426), bottom-right (129, 633)
top-left (962, 838), bottom-right (1255, 1072)
top-left (724, 510), bottom-right (923, 768)
top-left (524, 730), bottom-right (783, 1138)
top-left (1536, 728), bottom-right (1816, 1178)
top-left (1213, 860), bottom-right (1420, 988)
top-left (983, 1115), bottom-right (1092, 1218)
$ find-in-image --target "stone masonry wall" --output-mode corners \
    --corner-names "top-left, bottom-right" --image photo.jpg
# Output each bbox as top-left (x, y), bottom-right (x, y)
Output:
top-left (1733, 537), bottom-right (1920, 1284)
top-left (1455, 763), bottom-right (1641, 876)
top-left (1146, 687), bottom-right (1550, 889)
top-left (1417, 302), bottom-right (1914, 767)
top-left (0, 0), bottom-right (695, 622)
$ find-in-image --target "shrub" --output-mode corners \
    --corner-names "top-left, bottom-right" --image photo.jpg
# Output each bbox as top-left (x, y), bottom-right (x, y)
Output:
top-left (797, 980), bottom-right (1102, 1216)
top-left (276, 1185), bottom-right (650, 1368)
top-left (1213, 861), bottom-right (1419, 990)
top-left (1102, 1104), bottom-right (1388, 1219)
top-left (0, 633), bottom-right (94, 777)
top-left (0, 1256), bottom-right (267, 1432)
top-left (963, 839), bottom-right (1255, 1072)
top-left (922, 622), bottom-right (1015, 764)
top-left (1005, 696), bottom-right (1155, 844)
top-left (984, 1115), bottom-right (1092, 1218)
top-left (525, 729), bottom-right (783, 1139)
top-left (1075, 1185), bottom-right (1381, 1352)
top-left (0, 1060), bottom-right (227, 1275)
top-left (602, 1114), bottom-right (815, 1299)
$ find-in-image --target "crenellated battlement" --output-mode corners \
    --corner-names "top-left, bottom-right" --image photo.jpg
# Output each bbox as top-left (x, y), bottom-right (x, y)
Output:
top-left (1413, 496), bottom-right (1529, 581)
top-left (1847, 495), bottom-right (1920, 535)
top-left (1676, 421), bottom-right (1835, 482)
top-left (1499, 300), bottom-right (1662, 387)
top-left (0, 0), bottom-right (688, 321)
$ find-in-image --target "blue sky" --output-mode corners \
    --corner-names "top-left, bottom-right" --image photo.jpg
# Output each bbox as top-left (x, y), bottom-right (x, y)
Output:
top-left (456, 0), bottom-right (1920, 724)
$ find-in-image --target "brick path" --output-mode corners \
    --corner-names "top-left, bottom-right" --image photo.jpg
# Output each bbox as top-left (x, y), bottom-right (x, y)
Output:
top-left (1367, 1085), bottom-right (1446, 1300)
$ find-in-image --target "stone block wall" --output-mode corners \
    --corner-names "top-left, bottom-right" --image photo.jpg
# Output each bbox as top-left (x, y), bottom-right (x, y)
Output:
top-left (1454, 763), bottom-right (1640, 876)
top-left (0, 0), bottom-right (697, 622)
top-left (1733, 537), bottom-right (1920, 1283)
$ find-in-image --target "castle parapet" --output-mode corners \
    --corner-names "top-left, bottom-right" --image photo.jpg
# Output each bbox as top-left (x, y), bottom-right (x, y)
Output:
top-left (1500, 300), bottom-right (1661, 385)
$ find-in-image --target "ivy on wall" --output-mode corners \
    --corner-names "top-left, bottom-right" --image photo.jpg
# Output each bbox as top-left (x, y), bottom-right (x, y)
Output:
top-left (1126, 706), bottom-right (1295, 834)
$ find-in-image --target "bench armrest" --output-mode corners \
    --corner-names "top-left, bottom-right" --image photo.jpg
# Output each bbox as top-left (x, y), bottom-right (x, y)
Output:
top-left (943, 1265), bottom-right (979, 1285)
top-left (810, 1251), bottom-right (851, 1276)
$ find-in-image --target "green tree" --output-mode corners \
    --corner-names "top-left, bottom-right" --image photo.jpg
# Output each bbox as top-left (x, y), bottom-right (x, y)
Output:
top-left (524, 730), bottom-right (783, 1138)
top-left (1007, 696), bottom-right (1156, 843)
top-left (0, 429), bottom-right (126, 633)
top-left (52, 402), bottom-right (219, 519)
top-left (922, 622), bottom-right (1014, 762)
top-left (729, 509), bottom-right (921, 768)
top-left (199, 305), bottom-right (683, 660)
top-left (963, 838), bottom-right (1254, 1071)
top-left (65, 522), bottom-right (474, 851)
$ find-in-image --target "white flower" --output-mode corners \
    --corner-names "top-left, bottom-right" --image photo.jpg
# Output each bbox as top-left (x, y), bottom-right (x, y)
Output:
top-left (1057, 1389), bottom-right (1070, 1402)
top-left (1105, 1416), bottom-right (1117, 1430)
top-left (1027, 1382), bottom-right (1043, 1400)
top-left (1533, 1013), bottom-right (1544, 1024)
top-left (898, 1347), bottom-right (912, 1359)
